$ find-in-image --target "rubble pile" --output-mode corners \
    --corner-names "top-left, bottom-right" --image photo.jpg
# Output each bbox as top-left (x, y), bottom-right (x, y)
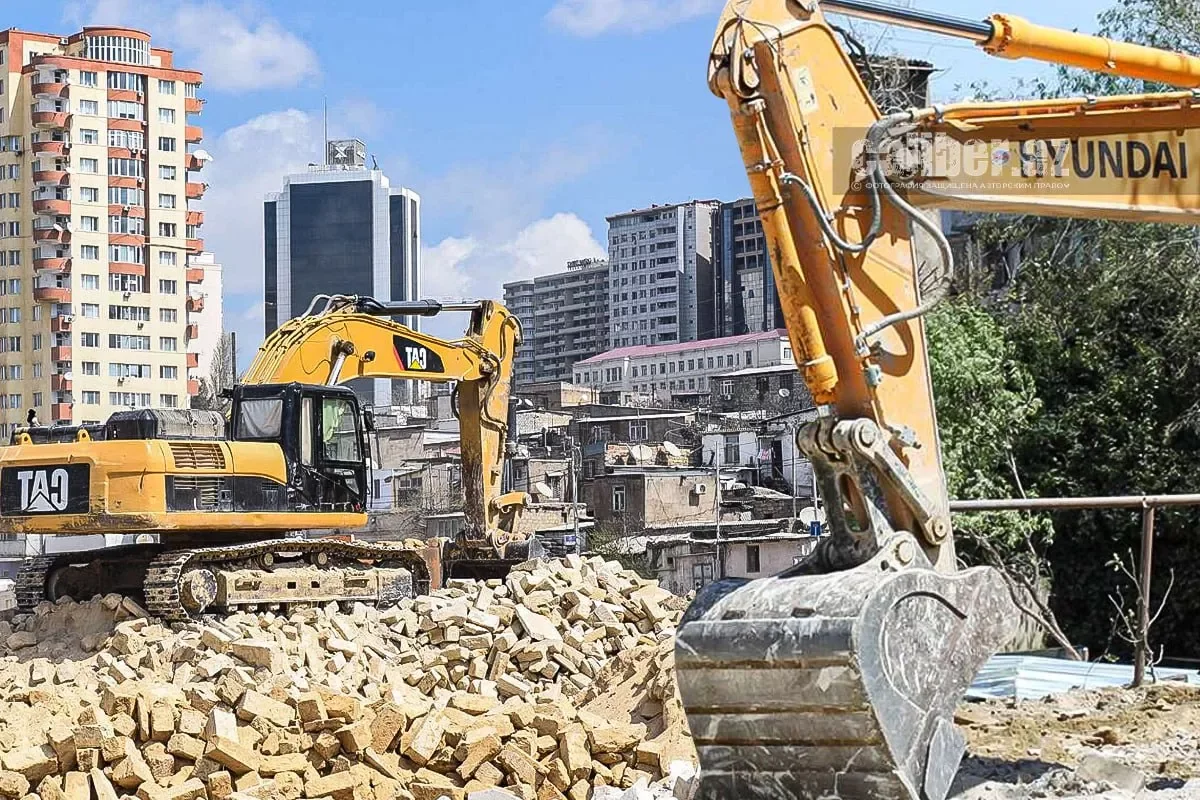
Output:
top-left (0, 556), bottom-right (698, 800)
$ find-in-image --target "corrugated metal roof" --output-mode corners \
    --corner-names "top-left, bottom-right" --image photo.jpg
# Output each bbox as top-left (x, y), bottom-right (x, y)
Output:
top-left (967, 654), bottom-right (1200, 701)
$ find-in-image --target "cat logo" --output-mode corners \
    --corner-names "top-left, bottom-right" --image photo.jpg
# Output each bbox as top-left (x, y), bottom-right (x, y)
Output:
top-left (392, 335), bottom-right (445, 374)
top-left (0, 463), bottom-right (89, 516)
top-left (403, 346), bottom-right (429, 371)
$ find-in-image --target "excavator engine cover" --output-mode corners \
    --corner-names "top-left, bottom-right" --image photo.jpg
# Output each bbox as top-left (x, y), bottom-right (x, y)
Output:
top-left (675, 541), bottom-right (1013, 800)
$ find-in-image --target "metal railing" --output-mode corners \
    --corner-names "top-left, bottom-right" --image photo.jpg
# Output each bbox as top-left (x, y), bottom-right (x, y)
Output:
top-left (951, 494), bottom-right (1200, 686)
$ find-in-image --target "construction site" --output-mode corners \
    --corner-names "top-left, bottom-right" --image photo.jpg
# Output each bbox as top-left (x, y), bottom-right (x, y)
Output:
top-left (4, 0), bottom-right (1200, 798)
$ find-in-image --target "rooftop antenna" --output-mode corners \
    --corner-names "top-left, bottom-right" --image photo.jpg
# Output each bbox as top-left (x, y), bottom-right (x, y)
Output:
top-left (322, 96), bottom-right (328, 166)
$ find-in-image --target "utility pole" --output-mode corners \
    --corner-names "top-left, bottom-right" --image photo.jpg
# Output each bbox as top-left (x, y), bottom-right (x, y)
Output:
top-left (714, 460), bottom-right (723, 580)
top-left (569, 434), bottom-right (581, 554)
top-left (230, 332), bottom-right (237, 386)
top-left (790, 423), bottom-right (798, 520)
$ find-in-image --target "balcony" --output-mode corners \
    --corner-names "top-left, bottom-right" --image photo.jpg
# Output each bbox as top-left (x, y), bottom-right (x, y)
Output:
top-left (106, 88), bottom-right (138, 103)
top-left (33, 256), bottom-right (70, 273)
top-left (186, 182), bottom-right (207, 199)
top-left (107, 118), bottom-right (145, 132)
top-left (186, 237), bottom-right (203, 253)
top-left (108, 203), bottom-right (145, 218)
top-left (186, 210), bottom-right (204, 226)
top-left (34, 286), bottom-right (71, 303)
top-left (185, 97), bottom-right (204, 114)
top-left (185, 154), bottom-right (206, 171)
top-left (51, 374), bottom-right (72, 392)
top-left (50, 403), bottom-right (72, 424)
top-left (50, 316), bottom-right (72, 333)
top-left (50, 345), bottom-right (72, 362)
top-left (108, 233), bottom-right (142, 247)
top-left (32, 169), bottom-right (68, 186)
top-left (185, 125), bottom-right (203, 143)
top-left (33, 198), bottom-right (71, 215)
top-left (186, 295), bottom-right (205, 313)
top-left (31, 140), bottom-right (66, 155)
top-left (108, 176), bottom-right (138, 189)
top-left (186, 267), bottom-right (204, 283)
top-left (185, 323), bottom-right (199, 340)
top-left (187, 378), bottom-right (200, 395)
top-left (186, 353), bottom-right (199, 369)
top-left (33, 227), bottom-right (70, 244)
top-left (32, 80), bottom-right (69, 99)
top-left (31, 110), bottom-right (70, 129)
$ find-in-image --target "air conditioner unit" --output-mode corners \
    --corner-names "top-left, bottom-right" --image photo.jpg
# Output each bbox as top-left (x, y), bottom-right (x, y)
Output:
top-left (136, 322), bottom-right (144, 329)
top-left (61, 314), bottom-right (72, 323)
top-left (122, 291), bottom-right (131, 299)
top-left (117, 377), bottom-right (125, 385)
top-left (122, 205), bottom-right (130, 212)
top-left (693, 483), bottom-right (708, 495)
top-left (135, 178), bottom-right (143, 185)
top-left (58, 37), bottom-right (68, 46)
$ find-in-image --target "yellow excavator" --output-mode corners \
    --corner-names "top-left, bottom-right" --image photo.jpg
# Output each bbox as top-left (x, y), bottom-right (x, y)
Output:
top-left (0, 295), bottom-right (539, 620)
top-left (676, 1), bottom-right (1200, 798)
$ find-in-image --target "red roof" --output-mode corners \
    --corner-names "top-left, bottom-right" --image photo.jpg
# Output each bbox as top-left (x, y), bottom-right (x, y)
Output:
top-left (575, 330), bottom-right (788, 366)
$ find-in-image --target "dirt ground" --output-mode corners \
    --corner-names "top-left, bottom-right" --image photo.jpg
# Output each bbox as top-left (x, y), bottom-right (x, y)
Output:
top-left (950, 682), bottom-right (1200, 798)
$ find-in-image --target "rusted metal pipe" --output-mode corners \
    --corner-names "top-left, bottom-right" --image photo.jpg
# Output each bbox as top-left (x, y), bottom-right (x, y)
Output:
top-left (950, 494), bottom-right (1200, 511)
top-left (1133, 504), bottom-right (1155, 687)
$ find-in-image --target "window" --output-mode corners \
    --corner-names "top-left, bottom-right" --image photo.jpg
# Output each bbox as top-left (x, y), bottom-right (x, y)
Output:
top-left (80, 216), bottom-right (99, 232)
top-left (109, 216), bottom-right (145, 235)
top-left (79, 128), bottom-right (99, 144)
top-left (160, 394), bottom-right (178, 408)
top-left (109, 305), bottom-right (150, 321)
top-left (159, 308), bottom-right (177, 323)
top-left (108, 130), bottom-right (144, 149)
top-left (5, 165), bottom-right (16, 180)
top-left (158, 165), bottom-right (176, 180)
top-left (107, 72), bottom-right (145, 92)
top-left (82, 362), bottom-right (100, 376)
top-left (109, 274), bottom-right (145, 292)
top-left (81, 303), bottom-right (100, 318)
top-left (185, 83), bottom-right (201, 98)
top-left (159, 337), bottom-right (178, 352)
top-left (158, 279), bottom-right (177, 294)
top-left (108, 187), bottom-right (144, 205)
top-left (109, 244), bottom-right (143, 263)
top-left (158, 251), bottom-right (177, 266)
top-left (109, 363), bottom-right (150, 378)
top-left (78, 99), bottom-right (99, 115)
top-left (318, 397), bottom-right (361, 463)
top-left (109, 334), bottom-right (150, 350)
top-left (30, 392), bottom-right (40, 406)
top-left (611, 485), bottom-right (626, 512)
top-left (4, 193), bottom-right (16, 208)
top-left (0, 336), bottom-right (19, 353)
top-left (79, 157), bottom-right (98, 173)
top-left (109, 392), bottom-right (151, 407)
top-left (108, 158), bottom-right (143, 177)
top-left (79, 71), bottom-right (98, 88)
top-left (2, 221), bottom-right (18, 237)
top-left (720, 380), bottom-right (733, 397)
top-left (629, 420), bottom-right (648, 442)
top-left (108, 100), bottom-right (143, 120)
top-left (157, 193), bottom-right (176, 209)
top-left (80, 274), bottom-right (100, 290)
top-left (81, 332), bottom-right (100, 347)
top-left (157, 136), bottom-right (176, 152)
top-left (745, 350), bottom-right (753, 366)
top-left (745, 545), bottom-right (761, 574)
top-left (724, 434), bottom-right (741, 465)
top-left (32, 364), bottom-right (41, 378)
top-left (160, 365), bottom-right (177, 380)
top-left (707, 357), bottom-right (714, 369)
top-left (82, 391), bottom-right (100, 405)
top-left (157, 223), bottom-right (177, 238)
top-left (80, 187), bottom-right (99, 203)
top-left (158, 108), bottom-right (175, 124)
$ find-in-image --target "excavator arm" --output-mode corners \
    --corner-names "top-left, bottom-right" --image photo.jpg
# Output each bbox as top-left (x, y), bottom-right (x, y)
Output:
top-left (676, 3), bottom-right (1200, 799)
top-left (241, 295), bottom-right (532, 562)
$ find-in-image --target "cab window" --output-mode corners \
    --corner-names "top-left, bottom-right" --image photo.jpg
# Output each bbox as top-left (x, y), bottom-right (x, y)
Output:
top-left (236, 397), bottom-right (283, 440)
top-left (319, 397), bottom-right (360, 463)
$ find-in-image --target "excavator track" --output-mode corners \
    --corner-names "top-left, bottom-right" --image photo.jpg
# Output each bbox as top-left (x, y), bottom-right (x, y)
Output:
top-left (17, 538), bottom-right (433, 621)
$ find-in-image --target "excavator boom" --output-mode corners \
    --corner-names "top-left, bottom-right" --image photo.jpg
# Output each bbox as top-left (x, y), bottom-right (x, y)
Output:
top-left (676, 2), bottom-right (1200, 799)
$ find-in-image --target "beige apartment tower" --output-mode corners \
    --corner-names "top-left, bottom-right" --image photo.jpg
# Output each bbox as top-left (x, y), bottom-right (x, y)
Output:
top-left (0, 26), bottom-right (207, 437)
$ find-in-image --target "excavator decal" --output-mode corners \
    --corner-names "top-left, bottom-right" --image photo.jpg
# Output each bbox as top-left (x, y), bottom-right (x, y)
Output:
top-left (0, 464), bottom-right (88, 516)
top-left (392, 334), bottom-right (445, 373)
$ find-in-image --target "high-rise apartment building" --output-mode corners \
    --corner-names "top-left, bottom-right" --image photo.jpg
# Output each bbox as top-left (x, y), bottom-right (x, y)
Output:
top-left (604, 201), bottom-right (718, 350)
top-left (186, 250), bottom-right (222, 379)
top-left (264, 140), bottom-right (421, 407)
top-left (0, 27), bottom-right (208, 436)
top-left (503, 258), bottom-right (609, 386)
top-left (713, 197), bottom-right (782, 337)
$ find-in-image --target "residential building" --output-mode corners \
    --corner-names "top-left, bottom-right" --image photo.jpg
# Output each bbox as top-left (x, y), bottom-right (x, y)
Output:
top-left (514, 380), bottom-right (598, 411)
top-left (708, 362), bottom-right (812, 414)
top-left (589, 468), bottom-right (717, 531)
top-left (572, 329), bottom-right (795, 405)
top-left (646, 527), bottom-right (822, 594)
top-left (186, 250), bottom-right (222, 381)
top-left (0, 27), bottom-right (207, 434)
top-left (713, 197), bottom-right (783, 337)
top-left (605, 200), bottom-right (718, 349)
top-left (503, 258), bottom-right (609, 386)
top-left (264, 139), bottom-right (421, 407)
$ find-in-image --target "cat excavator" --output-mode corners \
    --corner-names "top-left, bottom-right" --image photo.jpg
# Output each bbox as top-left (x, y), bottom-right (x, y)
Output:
top-left (677, 1), bottom-right (1200, 798)
top-left (0, 295), bottom-right (540, 620)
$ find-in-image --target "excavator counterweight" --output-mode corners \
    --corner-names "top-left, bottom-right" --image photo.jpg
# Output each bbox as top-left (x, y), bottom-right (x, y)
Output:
top-left (678, 1), bottom-right (1200, 798)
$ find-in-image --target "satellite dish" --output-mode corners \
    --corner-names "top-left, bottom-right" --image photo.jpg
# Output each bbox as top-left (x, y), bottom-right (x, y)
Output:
top-left (778, 388), bottom-right (791, 398)
top-left (798, 506), bottom-right (826, 525)
top-left (134, 533), bottom-right (155, 544)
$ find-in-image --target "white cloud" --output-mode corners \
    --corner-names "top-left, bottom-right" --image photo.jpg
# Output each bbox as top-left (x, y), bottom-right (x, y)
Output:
top-left (421, 236), bottom-right (477, 300)
top-left (62, 0), bottom-right (318, 91)
top-left (545, 0), bottom-right (722, 36)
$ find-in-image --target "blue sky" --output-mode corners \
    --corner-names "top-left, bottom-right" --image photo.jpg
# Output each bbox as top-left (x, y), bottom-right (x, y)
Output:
top-left (15, 0), bottom-right (1111, 357)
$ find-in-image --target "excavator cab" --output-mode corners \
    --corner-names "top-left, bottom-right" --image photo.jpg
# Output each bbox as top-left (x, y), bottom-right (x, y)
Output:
top-left (230, 383), bottom-right (368, 515)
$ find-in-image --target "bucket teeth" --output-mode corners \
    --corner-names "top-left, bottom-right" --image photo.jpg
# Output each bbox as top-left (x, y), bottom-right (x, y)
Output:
top-left (675, 552), bottom-right (1015, 800)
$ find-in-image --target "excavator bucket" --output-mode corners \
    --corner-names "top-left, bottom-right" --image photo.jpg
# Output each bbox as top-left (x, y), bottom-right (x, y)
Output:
top-left (675, 543), bottom-right (1014, 800)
